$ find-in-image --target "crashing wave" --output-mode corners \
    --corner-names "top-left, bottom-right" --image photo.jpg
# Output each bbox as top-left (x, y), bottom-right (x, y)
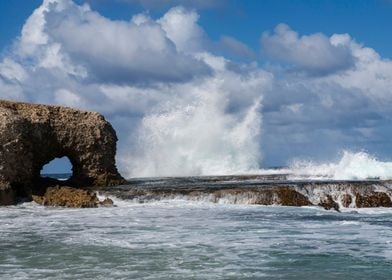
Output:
top-left (288, 151), bottom-right (392, 180)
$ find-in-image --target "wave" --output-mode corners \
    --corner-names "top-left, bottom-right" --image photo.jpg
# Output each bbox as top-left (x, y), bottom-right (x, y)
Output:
top-left (288, 151), bottom-right (392, 180)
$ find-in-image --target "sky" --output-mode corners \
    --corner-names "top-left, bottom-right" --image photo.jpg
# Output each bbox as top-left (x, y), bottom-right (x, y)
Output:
top-left (1, 0), bottom-right (392, 176)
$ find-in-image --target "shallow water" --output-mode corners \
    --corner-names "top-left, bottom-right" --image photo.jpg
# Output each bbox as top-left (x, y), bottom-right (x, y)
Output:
top-left (1, 198), bottom-right (392, 279)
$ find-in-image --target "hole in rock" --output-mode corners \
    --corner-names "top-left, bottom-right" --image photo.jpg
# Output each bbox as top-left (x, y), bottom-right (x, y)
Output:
top-left (40, 157), bottom-right (72, 181)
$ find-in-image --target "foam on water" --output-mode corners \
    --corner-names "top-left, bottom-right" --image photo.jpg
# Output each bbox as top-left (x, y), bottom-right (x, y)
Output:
top-left (2, 200), bottom-right (392, 279)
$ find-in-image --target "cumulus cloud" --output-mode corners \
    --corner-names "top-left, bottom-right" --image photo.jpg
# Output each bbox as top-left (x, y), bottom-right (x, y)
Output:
top-left (158, 6), bottom-right (207, 53)
top-left (261, 25), bottom-right (392, 164)
top-left (17, 0), bottom-right (210, 84)
top-left (217, 35), bottom-right (256, 60)
top-left (261, 23), bottom-right (356, 75)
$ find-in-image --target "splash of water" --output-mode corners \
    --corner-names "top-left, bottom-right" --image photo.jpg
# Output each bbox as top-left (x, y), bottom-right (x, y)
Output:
top-left (289, 151), bottom-right (392, 180)
top-left (124, 96), bottom-right (262, 177)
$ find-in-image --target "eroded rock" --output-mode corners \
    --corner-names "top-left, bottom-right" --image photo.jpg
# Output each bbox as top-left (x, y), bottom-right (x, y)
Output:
top-left (32, 186), bottom-right (99, 208)
top-left (319, 195), bottom-right (340, 212)
top-left (275, 187), bottom-right (312, 206)
top-left (355, 192), bottom-right (392, 208)
top-left (0, 100), bottom-right (126, 205)
top-left (100, 197), bottom-right (114, 206)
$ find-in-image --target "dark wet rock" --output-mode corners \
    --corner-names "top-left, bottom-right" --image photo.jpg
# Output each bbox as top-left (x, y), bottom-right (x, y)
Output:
top-left (88, 176), bottom-right (392, 210)
top-left (341, 194), bottom-right (352, 208)
top-left (0, 184), bottom-right (16, 206)
top-left (0, 100), bottom-right (125, 205)
top-left (100, 197), bottom-right (114, 206)
top-left (106, 185), bottom-right (312, 207)
top-left (355, 192), bottom-right (392, 208)
top-left (32, 186), bottom-right (99, 208)
top-left (274, 187), bottom-right (312, 206)
top-left (319, 195), bottom-right (340, 212)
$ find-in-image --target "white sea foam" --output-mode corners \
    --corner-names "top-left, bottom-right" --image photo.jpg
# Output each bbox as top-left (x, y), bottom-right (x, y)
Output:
top-left (288, 151), bottom-right (392, 180)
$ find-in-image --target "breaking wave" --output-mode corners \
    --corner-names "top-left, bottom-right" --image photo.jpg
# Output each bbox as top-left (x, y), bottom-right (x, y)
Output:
top-left (125, 97), bottom-right (262, 177)
top-left (120, 54), bottom-right (269, 178)
top-left (289, 151), bottom-right (392, 180)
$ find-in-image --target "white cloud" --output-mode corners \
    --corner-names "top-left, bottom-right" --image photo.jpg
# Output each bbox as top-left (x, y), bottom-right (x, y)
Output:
top-left (261, 23), bottom-right (355, 75)
top-left (54, 88), bottom-right (82, 107)
top-left (0, 59), bottom-right (28, 82)
top-left (261, 25), bottom-right (392, 164)
top-left (158, 6), bottom-right (206, 53)
top-left (17, 0), bottom-right (210, 84)
top-left (217, 35), bottom-right (256, 60)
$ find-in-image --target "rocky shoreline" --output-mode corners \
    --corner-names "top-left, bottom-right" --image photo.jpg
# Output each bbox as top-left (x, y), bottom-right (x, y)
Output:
top-left (2, 100), bottom-right (392, 211)
top-left (96, 176), bottom-right (392, 211)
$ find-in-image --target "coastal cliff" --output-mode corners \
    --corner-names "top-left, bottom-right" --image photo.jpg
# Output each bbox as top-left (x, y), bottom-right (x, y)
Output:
top-left (0, 100), bottom-right (125, 205)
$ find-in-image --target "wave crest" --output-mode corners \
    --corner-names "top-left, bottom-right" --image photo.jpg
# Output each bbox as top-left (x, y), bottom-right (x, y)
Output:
top-left (289, 151), bottom-right (392, 180)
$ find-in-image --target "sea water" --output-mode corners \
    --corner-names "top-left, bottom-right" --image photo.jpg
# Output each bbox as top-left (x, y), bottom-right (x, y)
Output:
top-left (1, 194), bottom-right (392, 279)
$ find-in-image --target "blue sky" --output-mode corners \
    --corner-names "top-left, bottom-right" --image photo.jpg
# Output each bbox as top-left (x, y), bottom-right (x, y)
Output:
top-left (1, 0), bottom-right (392, 176)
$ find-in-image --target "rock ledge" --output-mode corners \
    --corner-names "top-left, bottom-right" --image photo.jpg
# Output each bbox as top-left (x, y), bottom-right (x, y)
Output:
top-left (32, 186), bottom-right (114, 208)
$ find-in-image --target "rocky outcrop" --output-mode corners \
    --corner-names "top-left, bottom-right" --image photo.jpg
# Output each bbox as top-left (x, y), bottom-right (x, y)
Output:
top-left (0, 100), bottom-right (125, 205)
top-left (32, 186), bottom-right (99, 208)
top-left (32, 186), bottom-right (115, 208)
top-left (100, 176), bottom-right (392, 211)
top-left (355, 192), bottom-right (392, 208)
top-left (319, 195), bottom-right (340, 212)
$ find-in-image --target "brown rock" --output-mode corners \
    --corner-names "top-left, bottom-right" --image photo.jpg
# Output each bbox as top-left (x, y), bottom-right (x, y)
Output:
top-left (211, 187), bottom-right (312, 206)
top-left (100, 197), bottom-right (114, 206)
top-left (319, 195), bottom-right (340, 212)
top-left (275, 187), bottom-right (312, 206)
top-left (0, 100), bottom-right (126, 205)
top-left (32, 186), bottom-right (99, 208)
top-left (341, 194), bottom-right (352, 208)
top-left (355, 192), bottom-right (392, 208)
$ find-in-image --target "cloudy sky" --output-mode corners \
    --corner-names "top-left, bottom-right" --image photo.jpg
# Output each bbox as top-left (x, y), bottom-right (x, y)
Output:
top-left (1, 0), bottom-right (392, 176)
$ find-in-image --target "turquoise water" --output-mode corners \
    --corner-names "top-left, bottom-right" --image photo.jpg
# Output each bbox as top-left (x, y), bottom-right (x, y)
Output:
top-left (1, 198), bottom-right (392, 279)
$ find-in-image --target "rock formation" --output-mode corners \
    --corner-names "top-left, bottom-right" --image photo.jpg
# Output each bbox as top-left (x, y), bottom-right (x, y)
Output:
top-left (0, 100), bottom-right (125, 205)
top-left (32, 186), bottom-right (99, 208)
top-left (101, 176), bottom-right (392, 211)
top-left (31, 186), bottom-right (114, 208)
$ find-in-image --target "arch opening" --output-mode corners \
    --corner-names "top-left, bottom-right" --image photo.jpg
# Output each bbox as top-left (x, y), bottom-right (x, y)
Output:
top-left (40, 156), bottom-right (73, 181)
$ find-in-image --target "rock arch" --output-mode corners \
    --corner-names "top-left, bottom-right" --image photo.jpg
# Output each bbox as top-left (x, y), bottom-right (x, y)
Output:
top-left (0, 100), bottom-right (126, 205)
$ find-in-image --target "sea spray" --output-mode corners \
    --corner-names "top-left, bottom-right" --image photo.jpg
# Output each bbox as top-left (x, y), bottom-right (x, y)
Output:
top-left (289, 151), bottom-right (392, 180)
top-left (120, 54), bottom-right (269, 178)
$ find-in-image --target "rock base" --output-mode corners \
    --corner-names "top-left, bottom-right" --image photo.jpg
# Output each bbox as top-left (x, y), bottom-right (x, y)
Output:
top-left (32, 186), bottom-right (113, 208)
top-left (0, 185), bottom-right (16, 206)
top-left (103, 178), bottom-right (392, 211)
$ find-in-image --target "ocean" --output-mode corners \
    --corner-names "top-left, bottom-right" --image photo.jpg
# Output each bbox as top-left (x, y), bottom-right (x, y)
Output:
top-left (2, 175), bottom-right (392, 279)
